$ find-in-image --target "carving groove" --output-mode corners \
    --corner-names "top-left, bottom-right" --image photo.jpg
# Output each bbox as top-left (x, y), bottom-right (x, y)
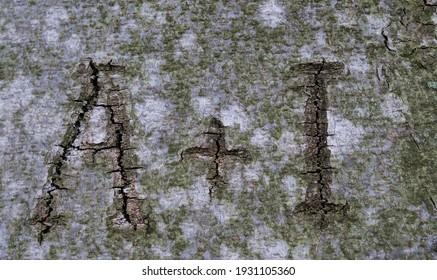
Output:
top-left (33, 60), bottom-right (148, 244)
top-left (292, 60), bottom-right (349, 227)
top-left (181, 118), bottom-right (249, 199)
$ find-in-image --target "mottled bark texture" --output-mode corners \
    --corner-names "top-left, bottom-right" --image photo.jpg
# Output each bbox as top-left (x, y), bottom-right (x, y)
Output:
top-left (0, 0), bottom-right (436, 259)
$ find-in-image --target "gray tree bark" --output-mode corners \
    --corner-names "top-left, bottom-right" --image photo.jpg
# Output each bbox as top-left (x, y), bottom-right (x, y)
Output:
top-left (0, 0), bottom-right (436, 259)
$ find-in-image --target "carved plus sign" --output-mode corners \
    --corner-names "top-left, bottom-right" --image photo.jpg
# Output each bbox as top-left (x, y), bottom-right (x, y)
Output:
top-left (181, 117), bottom-right (249, 198)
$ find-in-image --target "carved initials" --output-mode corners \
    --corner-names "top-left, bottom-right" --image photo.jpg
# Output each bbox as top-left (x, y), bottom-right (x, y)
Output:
top-left (291, 60), bottom-right (349, 227)
top-left (33, 60), bottom-right (148, 243)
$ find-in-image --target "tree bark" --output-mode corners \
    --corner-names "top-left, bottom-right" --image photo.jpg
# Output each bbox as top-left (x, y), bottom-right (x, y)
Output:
top-left (0, 0), bottom-right (436, 259)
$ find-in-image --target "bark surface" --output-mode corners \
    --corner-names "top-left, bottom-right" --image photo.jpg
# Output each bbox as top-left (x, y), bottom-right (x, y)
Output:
top-left (0, 0), bottom-right (436, 259)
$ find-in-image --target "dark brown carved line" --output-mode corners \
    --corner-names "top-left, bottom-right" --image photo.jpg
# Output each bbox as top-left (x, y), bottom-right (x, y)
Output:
top-left (293, 61), bottom-right (348, 227)
top-left (430, 196), bottom-right (436, 210)
top-left (105, 93), bottom-right (147, 230)
top-left (77, 64), bottom-right (147, 230)
top-left (305, 63), bottom-right (333, 212)
top-left (34, 60), bottom-right (101, 244)
top-left (206, 118), bottom-right (227, 197)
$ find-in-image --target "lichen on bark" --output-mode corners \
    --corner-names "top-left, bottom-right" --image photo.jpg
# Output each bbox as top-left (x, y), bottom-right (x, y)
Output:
top-left (0, 0), bottom-right (436, 259)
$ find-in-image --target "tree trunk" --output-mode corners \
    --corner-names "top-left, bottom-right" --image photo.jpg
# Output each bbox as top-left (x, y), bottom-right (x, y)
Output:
top-left (0, 0), bottom-right (436, 259)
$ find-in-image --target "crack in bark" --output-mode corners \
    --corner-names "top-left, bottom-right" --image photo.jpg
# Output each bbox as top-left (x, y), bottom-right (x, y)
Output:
top-left (402, 122), bottom-right (422, 152)
top-left (293, 60), bottom-right (348, 228)
top-left (399, 6), bottom-right (408, 30)
top-left (181, 118), bottom-right (249, 199)
top-left (33, 60), bottom-right (100, 244)
top-left (424, 0), bottom-right (437, 7)
top-left (382, 2), bottom-right (437, 54)
top-left (430, 197), bottom-right (437, 210)
top-left (408, 131), bottom-right (421, 151)
top-left (381, 28), bottom-right (396, 52)
top-left (33, 60), bottom-right (148, 243)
